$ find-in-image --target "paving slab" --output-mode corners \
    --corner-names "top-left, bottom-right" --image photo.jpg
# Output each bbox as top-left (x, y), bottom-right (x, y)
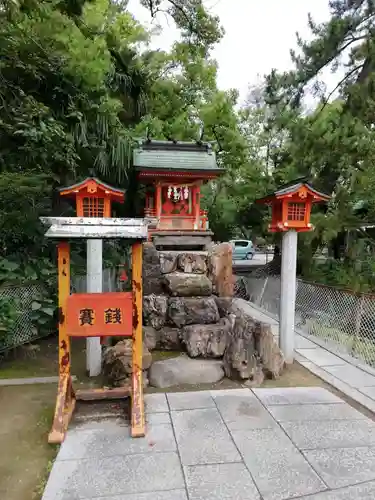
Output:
top-left (304, 447), bottom-right (375, 488)
top-left (280, 419), bottom-right (375, 450)
top-left (295, 336), bottom-right (318, 349)
top-left (267, 403), bottom-right (367, 422)
top-left (43, 452), bottom-right (185, 499)
top-left (145, 393), bottom-right (169, 413)
top-left (323, 365), bottom-right (375, 389)
top-left (0, 376), bottom-right (76, 386)
top-left (184, 463), bottom-right (260, 500)
top-left (212, 388), bottom-right (277, 430)
top-left (167, 391), bottom-right (215, 411)
top-left (57, 421), bottom-right (176, 461)
top-left (297, 480), bottom-right (375, 499)
top-left (245, 301), bottom-right (375, 413)
top-left (230, 427), bottom-right (327, 500)
top-left (171, 407), bottom-right (241, 465)
top-left (93, 492), bottom-right (188, 500)
top-left (42, 387), bottom-right (375, 500)
top-left (297, 361), bottom-right (375, 413)
top-left (359, 386), bottom-right (375, 398)
top-left (295, 348), bottom-right (347, 367)
top-left (253, 387), bottom-right (343, 406)
top-left (147, 412), bottom-right (171, 425)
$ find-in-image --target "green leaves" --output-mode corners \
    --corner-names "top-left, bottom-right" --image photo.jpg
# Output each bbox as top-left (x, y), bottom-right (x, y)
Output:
top-left (0, 297), bottom-right (19, 342)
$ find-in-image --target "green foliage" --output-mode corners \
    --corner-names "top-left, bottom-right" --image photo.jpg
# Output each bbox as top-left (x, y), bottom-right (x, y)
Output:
top-left (0, 297), bottom-right (19, 342)
top-left (5, 0), bottom-right (375, 294)
top-left (302, 256), bottom-right (375, 294)
top-left (0, 257), bottom-right (56, 287)
top-left (30, 296), bottom-right (56, 334)
top-left (245, 1), bottom-right (375, 289)
top-left (0, 172), bottom-right (52, 259)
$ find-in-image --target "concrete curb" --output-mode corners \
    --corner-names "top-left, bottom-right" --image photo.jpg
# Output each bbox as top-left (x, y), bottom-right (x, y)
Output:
top-left (0, 375), bottom-right (77, 386)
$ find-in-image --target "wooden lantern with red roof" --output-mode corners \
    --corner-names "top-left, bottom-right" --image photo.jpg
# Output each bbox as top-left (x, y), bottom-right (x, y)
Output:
top-left (256, 180), bottom-right (330, 233)
top-left (59, 177), bottom-right (125, 217)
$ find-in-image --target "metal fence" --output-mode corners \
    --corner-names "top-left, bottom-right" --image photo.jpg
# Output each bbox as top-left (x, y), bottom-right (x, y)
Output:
top-left (0, 268), bottom-right (119, 353)
top-left (0, 282), bottom-right (47, 352)
top-left (235, 276), bottom-right (375, 368)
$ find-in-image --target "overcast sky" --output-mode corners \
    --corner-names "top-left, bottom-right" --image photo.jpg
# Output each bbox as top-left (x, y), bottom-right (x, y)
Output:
top-left (127, 0), bottom-right (334, 103)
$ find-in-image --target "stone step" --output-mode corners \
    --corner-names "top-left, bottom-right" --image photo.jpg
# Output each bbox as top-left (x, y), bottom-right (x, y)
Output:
top-left (158, 250), bottom-right (209, 274)
top-left (164, 272), bottom-right (212, 297)
top-left (157, 250), bottom-right (209, 255)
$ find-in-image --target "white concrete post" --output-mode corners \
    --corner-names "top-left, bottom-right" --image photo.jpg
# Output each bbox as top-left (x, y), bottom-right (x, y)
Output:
top-left (279, 230), bottom-right (298, 364)
top-left (86, 239), bottom-right (103, 376)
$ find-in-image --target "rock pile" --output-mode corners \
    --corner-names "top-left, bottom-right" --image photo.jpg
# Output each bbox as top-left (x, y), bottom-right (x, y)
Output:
top-left (102, 242), bottom-right (284, 389)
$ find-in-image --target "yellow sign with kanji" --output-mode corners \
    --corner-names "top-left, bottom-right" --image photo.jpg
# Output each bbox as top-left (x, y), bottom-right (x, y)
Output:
top-left (66, 292), bottom-right (133, 337)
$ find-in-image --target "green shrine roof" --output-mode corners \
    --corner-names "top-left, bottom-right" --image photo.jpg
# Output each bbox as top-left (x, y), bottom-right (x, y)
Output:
top-left (133, 139), bottom-right (222, 173)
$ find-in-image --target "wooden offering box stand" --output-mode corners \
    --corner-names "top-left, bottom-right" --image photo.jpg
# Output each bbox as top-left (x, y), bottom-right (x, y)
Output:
top-left (41, 178), bottom-right (148, 444)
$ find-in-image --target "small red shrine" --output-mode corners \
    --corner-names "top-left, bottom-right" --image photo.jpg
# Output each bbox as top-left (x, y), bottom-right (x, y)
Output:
top-left (59, 177), bottom-right (125, 217)
top-left (133, 140), bottom-right (222, 246)
top-left (256, 180), bottom-right (330, 232)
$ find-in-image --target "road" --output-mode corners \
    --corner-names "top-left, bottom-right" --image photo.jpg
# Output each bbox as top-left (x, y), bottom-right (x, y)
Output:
top-left (233, 252), bottom-right (272, 268)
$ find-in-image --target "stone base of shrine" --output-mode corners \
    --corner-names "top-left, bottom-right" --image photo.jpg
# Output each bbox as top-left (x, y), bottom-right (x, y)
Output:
top-left (151, 230), bottom-right (213, 250)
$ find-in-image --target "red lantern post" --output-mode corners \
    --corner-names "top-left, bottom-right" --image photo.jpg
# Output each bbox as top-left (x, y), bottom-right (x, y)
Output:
top-left (257, 181), bottom-right (330, 363)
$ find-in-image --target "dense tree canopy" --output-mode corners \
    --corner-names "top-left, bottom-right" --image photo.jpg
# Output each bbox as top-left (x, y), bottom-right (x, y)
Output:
top-left (2, 0), bottom-right (375, 291)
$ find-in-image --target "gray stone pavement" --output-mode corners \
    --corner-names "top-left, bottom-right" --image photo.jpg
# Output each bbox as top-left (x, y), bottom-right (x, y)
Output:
top-left (43, 387), bottom-right (375, 500)
top-left (242, 300), bottom-right (375, 415)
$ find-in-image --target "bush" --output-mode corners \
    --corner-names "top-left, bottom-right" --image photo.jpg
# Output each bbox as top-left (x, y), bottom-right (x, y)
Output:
top-left (0, 296), bottom-right (19, 344)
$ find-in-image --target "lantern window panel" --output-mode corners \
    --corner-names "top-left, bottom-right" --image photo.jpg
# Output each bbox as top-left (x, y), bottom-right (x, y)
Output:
top-left (287, 202), bottom-right (306, 222)
top-left (83, 197), bottom-right (105, 217)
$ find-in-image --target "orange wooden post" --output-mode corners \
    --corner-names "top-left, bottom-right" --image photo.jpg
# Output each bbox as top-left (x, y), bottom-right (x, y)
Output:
top-left (58, 242), bottom-right (71, 375)
top-left (131, 241), bottom-right (145, 437)
top-left (48, 242), bottom-right (76, 444)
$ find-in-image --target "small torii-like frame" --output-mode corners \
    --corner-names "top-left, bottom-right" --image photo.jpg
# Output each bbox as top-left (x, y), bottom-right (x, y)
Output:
top-left (41, 210), bottom-right (148, 443)
top-left (256, 180), bottom-right (330, 363)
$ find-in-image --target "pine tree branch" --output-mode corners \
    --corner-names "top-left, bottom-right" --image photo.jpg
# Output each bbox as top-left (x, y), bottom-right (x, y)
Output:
top-left (315, 64), bottom-right (362, 117)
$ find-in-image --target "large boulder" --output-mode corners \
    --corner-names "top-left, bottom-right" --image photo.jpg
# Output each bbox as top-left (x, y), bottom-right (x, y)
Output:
top-left (254, 321), bottom-right (284, 379)
top-left (103, 339), bottom-right (152, 387)
top-left (223, 335), bottom-right (258, 380)
top-left (142, 242), bottom-right (163, 295)
top-left (143, 324), bottom-right (181, 351)
top-left (149, 355), bottom-right (224, 388)
top-left (209, 243), bottom-right (234, 297)
top-left (163, 272), bottom-right (212, 297)
top-left (214, 297), bottom-right (233, 318)
top-left (159, 252), bottom-right (177, 274)
top-left (168, 296), bottom-right (220, 327)
top-left (143, 326), bottom-right (159, 351)
top-left (177, 252), bottom-right (207, 274)
top-left (223, 299), bottom-right (284, 380)
top-left (181, 318), bottom-right (232, 358)
top-left (143, 295), bottom-right (167, 329)
top-left (223, 303), bottom-right (258, 380)
top-left (158, 326), bottom-right (182, 350)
